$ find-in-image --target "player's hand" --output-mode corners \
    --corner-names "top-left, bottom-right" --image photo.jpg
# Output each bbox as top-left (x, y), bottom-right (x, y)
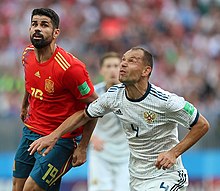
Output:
top-left (155, 150), bottom-right (176, 170)
top-left (28, 134), bottom-right (58, 156)
top-left (91, 135), bottom-right (104, 151)
top-left (20, 108), bottom-right (28, 122)
top-left (72, 146), bottom-right (87, 167)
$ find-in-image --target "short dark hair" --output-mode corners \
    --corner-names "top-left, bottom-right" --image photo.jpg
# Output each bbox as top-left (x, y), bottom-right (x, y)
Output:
top-left (100, 52), bottom-right (121, 67)
top-left (31, 8), bottom-right (60, 29)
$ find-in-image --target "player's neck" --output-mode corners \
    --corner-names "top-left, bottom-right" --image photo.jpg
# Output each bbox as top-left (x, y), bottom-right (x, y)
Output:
top-left (125, 81), bottom-right (148, 100)
top-left (34, 43), bottom-right (56, 63)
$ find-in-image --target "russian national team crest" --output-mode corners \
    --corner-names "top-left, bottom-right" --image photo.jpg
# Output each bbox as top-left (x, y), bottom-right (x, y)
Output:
top-left (144, 111), bottom-right (157, 123)
top-left (45, 78), bottom-right (54, 94)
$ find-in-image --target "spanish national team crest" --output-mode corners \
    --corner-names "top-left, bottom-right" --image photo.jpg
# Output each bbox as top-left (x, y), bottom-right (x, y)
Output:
top-left (45, 78), bottom-right (54, 94)
top-left (144, 111), bottom-right (157, 123)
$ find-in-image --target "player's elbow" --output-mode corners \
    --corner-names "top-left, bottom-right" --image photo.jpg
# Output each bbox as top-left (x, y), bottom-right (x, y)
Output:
top-left (83, 110), bottom-right (93, 122)
top-left (203, 119), bottom-right (210, 134)
top-left (199, 115), bottom-right (210, 135)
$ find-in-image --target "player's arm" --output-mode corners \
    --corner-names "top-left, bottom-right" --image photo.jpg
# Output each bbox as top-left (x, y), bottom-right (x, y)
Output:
top-left (155, 96), bottom-right (210, 170)
top-left (60, 59), bottom-right (99, 159)
top-left (28, 108), bottom-right (95, 156)
top-left (75, 91), bottom-right (99, 156)
top-left (71, 92), bottom-right (98, 166)
top-left (20, 89), bottom-right (30, 122)
top-left (28, 90), bottom-right (98, 157)
top-left (72, 117), bottom-right (98, 166)
top-left (156, 114), bottom-right (209, 170)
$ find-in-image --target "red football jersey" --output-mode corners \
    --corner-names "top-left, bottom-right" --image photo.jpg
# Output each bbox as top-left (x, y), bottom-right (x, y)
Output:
top-left (22, 45), bottom-right (94, 138)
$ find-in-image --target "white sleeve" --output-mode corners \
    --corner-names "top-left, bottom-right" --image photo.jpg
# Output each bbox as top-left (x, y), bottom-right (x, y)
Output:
top-left (166, 93), bottom-right (199, 129)
top-left (86, 92), bottom-right (113, 118)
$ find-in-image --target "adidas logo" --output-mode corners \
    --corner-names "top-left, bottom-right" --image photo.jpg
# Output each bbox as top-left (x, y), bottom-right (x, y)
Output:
top-left (35, 71), bottom-right (41, 78)
top-left (114, 109), bottom-right (123, 115)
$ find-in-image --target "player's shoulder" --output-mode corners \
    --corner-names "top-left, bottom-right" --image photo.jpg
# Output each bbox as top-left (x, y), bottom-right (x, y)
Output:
top-left (22, 45), bottom-right (34, 57)
top-left (23, 44), bottom-right (35, 52)
top-left (107, 83), bottom-right (125, 93)
top-left (55, 46), bottom-right (85, 72)
top-left (150, 84), bottom-right (187, 110)
top-left (22, 45), bottom-right (35, 64)
top-left (103, 83), bottom-right (125, 102)
top-left (149, 83), bottom-right (171, 102)
top-left (95, 83), bottom-right (124, 97)
top-left (97, 83), bottom-right (124, 106)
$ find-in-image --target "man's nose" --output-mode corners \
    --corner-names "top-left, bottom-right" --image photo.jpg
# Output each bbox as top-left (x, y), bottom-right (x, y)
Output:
top-left (34, 25), bottom-right (42, 32)
top-left (120, 61), bottom-right (127, 67)
top-left (35, 28), bottom-right (41, 32)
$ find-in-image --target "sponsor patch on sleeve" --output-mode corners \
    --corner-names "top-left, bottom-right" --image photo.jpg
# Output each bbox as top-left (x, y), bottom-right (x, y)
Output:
top-left (183, 101), bottom-right (195, 116)
top-left (78, 81), bottom-right (91, 96)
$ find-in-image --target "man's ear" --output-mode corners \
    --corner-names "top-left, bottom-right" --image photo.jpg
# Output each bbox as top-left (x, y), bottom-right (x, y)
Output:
top-left (53, 29), bottom-right (60, 39)
top-left (142, 66), bottom-right (152, 77)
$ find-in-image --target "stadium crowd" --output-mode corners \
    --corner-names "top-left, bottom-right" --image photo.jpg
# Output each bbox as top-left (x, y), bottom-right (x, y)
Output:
top-left (0, 0), bottom-right (220, 147)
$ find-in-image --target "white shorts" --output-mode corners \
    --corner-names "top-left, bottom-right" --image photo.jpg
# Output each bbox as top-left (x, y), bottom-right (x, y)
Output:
top-left (130, 169), bottom-right (188, 191)
top-left (88, 152), bottom-right (129, 191)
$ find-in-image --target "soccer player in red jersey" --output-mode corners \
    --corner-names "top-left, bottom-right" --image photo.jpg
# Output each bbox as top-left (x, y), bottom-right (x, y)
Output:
top-left (12, 8), bottom-right (97, 191)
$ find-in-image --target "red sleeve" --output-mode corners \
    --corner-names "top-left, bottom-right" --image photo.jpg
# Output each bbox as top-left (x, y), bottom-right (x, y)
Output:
top-left (62, 59), bottom-right (94, 100)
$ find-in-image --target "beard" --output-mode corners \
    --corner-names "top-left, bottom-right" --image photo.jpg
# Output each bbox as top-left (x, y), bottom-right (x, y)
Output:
top-left (30, 33), bottom-right (53, 49)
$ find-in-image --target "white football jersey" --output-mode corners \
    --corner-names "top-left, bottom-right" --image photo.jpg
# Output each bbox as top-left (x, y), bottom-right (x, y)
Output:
top-left (90, 82), bottom-right (129, 163)
top-left (86, 83), bottom-right (199, 179)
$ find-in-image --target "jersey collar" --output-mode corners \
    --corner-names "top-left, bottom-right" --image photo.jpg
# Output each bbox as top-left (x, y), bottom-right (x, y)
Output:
top-left (125, 82), bottom-right (151, 102)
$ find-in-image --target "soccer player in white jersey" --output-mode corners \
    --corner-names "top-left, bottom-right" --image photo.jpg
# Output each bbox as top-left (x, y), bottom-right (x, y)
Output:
top-left (29, 47), bottom-right (210, 191)
top-left (88, 52), bottom-right (129, 191)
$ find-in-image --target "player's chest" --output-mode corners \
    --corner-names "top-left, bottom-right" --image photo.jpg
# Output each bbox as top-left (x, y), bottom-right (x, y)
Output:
top-left (25, 62), bottom-right (63, 96)
top-left (112, 99), bottom-right (166, 137)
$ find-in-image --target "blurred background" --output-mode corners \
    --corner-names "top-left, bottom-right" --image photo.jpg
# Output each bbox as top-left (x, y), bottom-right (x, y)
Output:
top-left (0, 0), bottom-right (220, 190)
